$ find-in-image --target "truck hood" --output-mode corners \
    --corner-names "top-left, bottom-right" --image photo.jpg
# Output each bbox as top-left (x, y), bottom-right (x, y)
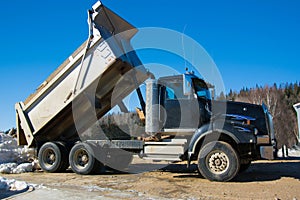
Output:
top-left (212, 100), bottom-right (269, 135)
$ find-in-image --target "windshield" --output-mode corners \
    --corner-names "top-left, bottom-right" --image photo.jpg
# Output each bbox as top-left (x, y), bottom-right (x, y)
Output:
top-left (193, 78), bottom-right (211, 100)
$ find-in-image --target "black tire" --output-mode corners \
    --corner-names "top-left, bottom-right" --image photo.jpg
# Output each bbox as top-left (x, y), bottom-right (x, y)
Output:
top-left (38, 142), bottom-right (67, 173)
top-left (197, 141), bottom-right (240, 182)
top-left (69, 142), bottom-right (104, 175)
top-left (54, 141), bottom-right (70, 171)
top-left (239, 161), bottom-right (251, 173)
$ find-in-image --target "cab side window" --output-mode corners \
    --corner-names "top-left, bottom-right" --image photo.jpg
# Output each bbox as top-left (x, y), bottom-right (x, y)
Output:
top-left (165, 81), bottom-right (186, 100)
top-left (166, 87), bottom-right (176, 100)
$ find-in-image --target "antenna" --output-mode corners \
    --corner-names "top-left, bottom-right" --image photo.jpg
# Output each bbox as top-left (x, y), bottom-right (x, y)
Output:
top-left (192, 42), bottom-right (195, 71)
top-left (181, 25), bottom-right (187, 72)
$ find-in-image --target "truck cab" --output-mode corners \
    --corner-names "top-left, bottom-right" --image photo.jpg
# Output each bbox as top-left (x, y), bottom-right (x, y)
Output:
top-left (143, 73), bottom-right (276, 181)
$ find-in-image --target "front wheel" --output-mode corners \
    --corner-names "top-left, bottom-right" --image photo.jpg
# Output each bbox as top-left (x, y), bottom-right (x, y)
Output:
top-left (197, 141), bottom-right (240, 182)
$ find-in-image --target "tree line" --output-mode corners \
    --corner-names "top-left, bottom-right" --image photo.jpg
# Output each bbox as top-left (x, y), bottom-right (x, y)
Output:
top-left (221, 82), bottom-right (300, 148)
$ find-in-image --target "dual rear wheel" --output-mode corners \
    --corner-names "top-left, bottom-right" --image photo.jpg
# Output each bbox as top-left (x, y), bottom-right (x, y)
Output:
top-left (38, 142), bottom-right (132, 174)
top-left (38, 142), bottom-right (69, 173)
top-left (68, 142), bottom-right (104, 175)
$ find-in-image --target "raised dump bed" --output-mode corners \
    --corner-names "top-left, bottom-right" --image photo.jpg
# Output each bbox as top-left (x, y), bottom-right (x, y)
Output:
top-left (15, 1), bottom-right (147, 147)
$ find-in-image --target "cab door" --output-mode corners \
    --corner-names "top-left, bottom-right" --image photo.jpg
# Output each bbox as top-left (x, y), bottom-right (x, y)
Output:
top-left (162, 80), bottom-right (199, 130)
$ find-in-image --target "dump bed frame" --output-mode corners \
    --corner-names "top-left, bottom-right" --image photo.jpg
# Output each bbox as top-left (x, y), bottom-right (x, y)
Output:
top-left (16, 1), bottom-right (147, 147)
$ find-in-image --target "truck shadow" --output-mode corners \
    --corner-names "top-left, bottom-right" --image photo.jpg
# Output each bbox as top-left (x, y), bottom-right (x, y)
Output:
top-left (234, 159), bottom-right (300, 182)
top-left (163, 158), bottom-right (300, 182)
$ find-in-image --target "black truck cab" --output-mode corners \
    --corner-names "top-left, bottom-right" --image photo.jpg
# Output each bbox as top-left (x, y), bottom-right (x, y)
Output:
top-left (144, 73), bottom-right (276, 181)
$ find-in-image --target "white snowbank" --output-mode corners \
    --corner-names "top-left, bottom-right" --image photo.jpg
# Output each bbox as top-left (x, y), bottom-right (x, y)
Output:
top-left (0, 133), bottom-right (35, 164)
top-left (0, 163), bottom-right (34, 174)
top-left (0, 133), bottom-right (36, 174)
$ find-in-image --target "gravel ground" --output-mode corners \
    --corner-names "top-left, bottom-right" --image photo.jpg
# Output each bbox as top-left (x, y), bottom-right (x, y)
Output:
top-left (1, 159), bottom-right (300, 200)
top-left (1, 132), bottom-right (300, 199)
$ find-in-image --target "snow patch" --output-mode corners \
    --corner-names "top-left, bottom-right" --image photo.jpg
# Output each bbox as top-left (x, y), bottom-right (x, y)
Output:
top-left (277, 145), bottom-right (300, 157)
top-left (0, 176), bottom-right (29, 192)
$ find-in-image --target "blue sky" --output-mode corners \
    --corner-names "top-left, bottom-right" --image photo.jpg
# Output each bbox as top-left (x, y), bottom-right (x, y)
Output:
top-left (0, 0), bottom-right (299, 130)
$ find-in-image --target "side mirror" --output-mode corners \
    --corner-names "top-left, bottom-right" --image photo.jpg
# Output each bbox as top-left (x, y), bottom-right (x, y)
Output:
top-left (183, 74), bottom-right (193, 96)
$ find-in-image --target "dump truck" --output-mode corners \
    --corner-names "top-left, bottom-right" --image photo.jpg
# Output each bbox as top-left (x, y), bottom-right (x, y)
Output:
top-left (15, 1), bottom-right (276, 182)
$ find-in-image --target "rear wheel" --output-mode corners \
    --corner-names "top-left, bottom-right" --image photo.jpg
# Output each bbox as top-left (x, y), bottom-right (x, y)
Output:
top-left (197, 141), bottom-right (240, 182)
top-left (38, 142), bottom-right (68, 173)
top-left (69, 142), bottom-right (104, 175)
top-left (54, 141), bottom-right (70, 171)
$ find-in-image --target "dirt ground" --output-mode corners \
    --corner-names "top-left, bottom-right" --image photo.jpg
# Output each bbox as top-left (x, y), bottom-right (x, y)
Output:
top-left (2, 158), bottom-right (300, 200)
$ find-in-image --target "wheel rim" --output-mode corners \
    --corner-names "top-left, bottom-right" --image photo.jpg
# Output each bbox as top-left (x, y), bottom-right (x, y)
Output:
top-left (73, 149), bottom-right (90, 169)
top-left (207, 151), bottom-right (229, 174)
top-left (43, 149), bottom-right (56, 168)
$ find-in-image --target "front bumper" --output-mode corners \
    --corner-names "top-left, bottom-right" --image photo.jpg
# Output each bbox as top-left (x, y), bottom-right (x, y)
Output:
top-left (260, 146), bottom-right (274, 160)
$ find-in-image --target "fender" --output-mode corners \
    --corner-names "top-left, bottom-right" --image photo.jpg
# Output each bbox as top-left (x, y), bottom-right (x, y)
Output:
top-left (188, 121), bottom-right (257, 160)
